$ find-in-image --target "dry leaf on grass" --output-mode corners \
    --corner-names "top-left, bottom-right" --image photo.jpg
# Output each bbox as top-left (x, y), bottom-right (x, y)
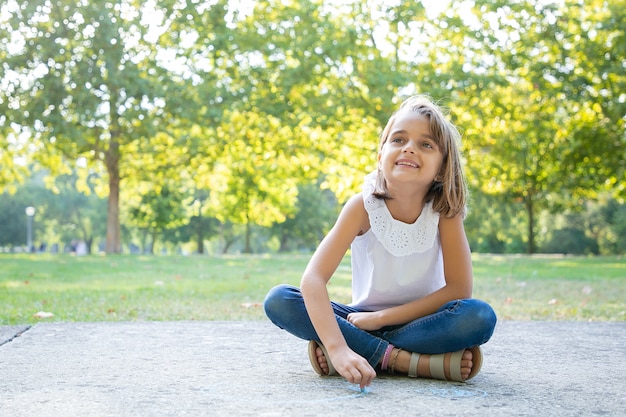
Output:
top-left (33, 311), bottom-right (54, 319)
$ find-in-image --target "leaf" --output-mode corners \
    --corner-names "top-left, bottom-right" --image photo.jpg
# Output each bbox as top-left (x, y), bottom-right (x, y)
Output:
top-left (33, 311), bottom-right (54, 319)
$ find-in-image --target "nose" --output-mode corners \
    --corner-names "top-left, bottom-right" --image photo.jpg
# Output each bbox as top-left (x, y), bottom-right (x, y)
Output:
top-left (402, 141), bottom-right (417, 154)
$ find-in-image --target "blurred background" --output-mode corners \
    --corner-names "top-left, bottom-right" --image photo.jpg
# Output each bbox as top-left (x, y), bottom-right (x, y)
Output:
top-left (1, 0), bottom-right (624, 256)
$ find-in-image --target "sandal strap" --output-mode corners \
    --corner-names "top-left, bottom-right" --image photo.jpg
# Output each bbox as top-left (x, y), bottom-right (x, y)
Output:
top-left (467, 346), bottom-right (483, 380)
top-left (428, 350), bottom-right (466, 382)
top-left (448, 350), bottom-right (465, 381)
top-left (429, 353), bottom-right (447, 380)
top-left (408, 352), bottom-right (420, 378)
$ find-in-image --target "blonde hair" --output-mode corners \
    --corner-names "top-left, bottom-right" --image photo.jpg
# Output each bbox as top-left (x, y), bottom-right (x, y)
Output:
top-left (373, 95), bottom-right (467, 218)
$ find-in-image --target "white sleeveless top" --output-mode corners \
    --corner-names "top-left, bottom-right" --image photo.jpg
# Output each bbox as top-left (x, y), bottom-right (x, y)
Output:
top-left (349, 172), bottom-right (445, 311)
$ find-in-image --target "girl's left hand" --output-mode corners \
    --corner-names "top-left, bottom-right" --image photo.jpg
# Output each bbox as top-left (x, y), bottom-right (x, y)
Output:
top-left (347, 312), bottom-right (382, 331)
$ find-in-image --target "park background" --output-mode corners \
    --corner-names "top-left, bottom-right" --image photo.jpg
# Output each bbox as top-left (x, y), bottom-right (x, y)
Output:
top-left (0, 0), bottom-right (624, 257)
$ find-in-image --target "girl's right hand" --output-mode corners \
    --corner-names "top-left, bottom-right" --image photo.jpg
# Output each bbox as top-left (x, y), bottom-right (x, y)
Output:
top-left (347, 311), bottom-right (383, 331)
top-left (329, 345), bottom-right (377, 389)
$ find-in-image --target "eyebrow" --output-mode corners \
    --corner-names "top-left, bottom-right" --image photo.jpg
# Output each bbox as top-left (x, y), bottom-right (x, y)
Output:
top-left (390, 129), bottom-right (435, 140)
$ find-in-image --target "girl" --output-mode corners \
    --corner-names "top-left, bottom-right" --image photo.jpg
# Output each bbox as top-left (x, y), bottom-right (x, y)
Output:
top-left (264, 95), bottom-right (496, 390)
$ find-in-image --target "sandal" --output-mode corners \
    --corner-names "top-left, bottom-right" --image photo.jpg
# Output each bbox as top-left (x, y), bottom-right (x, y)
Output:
top-left (308, 340), bottom-right (337, 376)
top-left (408, 346), bottom-right (482, 382)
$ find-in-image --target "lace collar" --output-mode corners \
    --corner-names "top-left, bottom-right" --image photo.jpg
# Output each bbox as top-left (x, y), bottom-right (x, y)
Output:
top-left (362, 172), bottom-right (440, 256)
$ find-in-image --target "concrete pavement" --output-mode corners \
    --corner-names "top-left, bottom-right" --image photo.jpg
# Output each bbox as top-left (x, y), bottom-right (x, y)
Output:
top-left (1, 320), bottom-right (625, 416)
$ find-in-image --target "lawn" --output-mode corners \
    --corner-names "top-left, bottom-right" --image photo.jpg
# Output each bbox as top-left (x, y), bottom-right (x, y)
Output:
top-left (0, 253), bottom-right (624, 325)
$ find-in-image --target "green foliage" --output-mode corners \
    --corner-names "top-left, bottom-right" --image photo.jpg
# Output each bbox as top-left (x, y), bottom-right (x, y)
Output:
top-left (271, 180), bottom-right (339, 251)
top-left (0, 0), bottom-right (234, 253)
top-left (0, 170), bottom-right (107, 252)
top-left (542, 228), bottom-right (600, 255)
top-left (1, 0), bottom-right (624, 255)
top-left (454, 0), bottom-right (626, 252)
top-left (465, 190), bottom-right (527, 254)
top-left (0, 183), bottom-right (48, 248)
top-left (44, 172), bottom-right (108, 252)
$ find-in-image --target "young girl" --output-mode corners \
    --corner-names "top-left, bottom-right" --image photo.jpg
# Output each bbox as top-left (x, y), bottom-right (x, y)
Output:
top-left (264, 95), bottom-right (497, 390)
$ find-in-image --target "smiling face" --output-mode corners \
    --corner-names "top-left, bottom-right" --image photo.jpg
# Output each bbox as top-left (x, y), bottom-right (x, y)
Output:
top-left (378, 110), bottom-right (444, 194)
top-left (372, 95), bottom-right (467, 217)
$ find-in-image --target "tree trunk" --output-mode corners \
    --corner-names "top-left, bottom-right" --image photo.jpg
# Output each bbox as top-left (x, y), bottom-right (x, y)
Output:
top-left (244, 220), bottom-right (252, 253)
top-left (243, 192), bottom-right (252, 253)
top-left (278, 233), bottom-right (289, 252)
top-left (103, 44), bottom-right (122, 255)
top-left (105, 139), bottom-right (122, 254)
top-left (196, 201), bottom-right (204, 254)
top-left (197, 231), bottom-right (204, 254)
top-left (149, 230), bottom-right (156, 254)
top-left (525, 196), bottom-right (535, 254)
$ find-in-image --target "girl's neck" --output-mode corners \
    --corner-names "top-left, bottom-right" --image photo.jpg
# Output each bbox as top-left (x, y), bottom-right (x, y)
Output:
top-left (384, 188), bottom-right (428, 224)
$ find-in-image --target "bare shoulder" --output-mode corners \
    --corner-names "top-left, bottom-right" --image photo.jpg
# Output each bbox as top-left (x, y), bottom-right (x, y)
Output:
top-left (308, 193), bottom-right (369, 265)
top-left (343, 193), bottom-right (366, 212)
top-left (438, 213), bottom-right (470, 253)
top-left (438, 212), bottom-right (465, 230)
top-left (336, 193), bottom-right (370, 236)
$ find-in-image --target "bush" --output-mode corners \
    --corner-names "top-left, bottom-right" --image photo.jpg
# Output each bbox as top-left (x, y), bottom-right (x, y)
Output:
top-left (542, 227), bottom-right (599, 255)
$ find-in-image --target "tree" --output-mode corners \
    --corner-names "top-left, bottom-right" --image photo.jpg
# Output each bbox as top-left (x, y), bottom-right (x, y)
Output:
top-left (0, 138), bottom-right (29, 193)
top-left (450, 0), bottom-right (625, 253)
top-left (0, 181), bottom-right (48, 249)
top-left (45, 171), bottom-right (108, 253)
top-left (271, 180), bottom-right (339, 251)
top-left (3, 0), bottom-right (622, 256)
top-left (208, 111), bottom-right (303, 253)
top-left (0, 0), bottom-right (205, 253)
top-left (127, 184), bottom-right (188, 254)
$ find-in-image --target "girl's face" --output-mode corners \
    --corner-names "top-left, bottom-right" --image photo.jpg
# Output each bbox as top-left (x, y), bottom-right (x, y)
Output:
top-left (378, 111), bottom-right (444, 192)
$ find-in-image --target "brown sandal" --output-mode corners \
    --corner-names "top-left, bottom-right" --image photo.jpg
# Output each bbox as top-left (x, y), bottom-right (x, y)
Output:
top-left (408, 346), bottom-right (482, 382)
top-left (307, 340), bottom-right (337, 376)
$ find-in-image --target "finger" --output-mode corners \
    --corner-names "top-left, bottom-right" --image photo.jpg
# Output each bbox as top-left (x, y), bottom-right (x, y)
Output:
top-left (352, 363), bottom-right (375, 389)
top-left (358, 372), bottom-right (374, 389)
top-left (350, 369), bottom-right (364, 387)
top-left (361, 365), bottom-right (375, 388)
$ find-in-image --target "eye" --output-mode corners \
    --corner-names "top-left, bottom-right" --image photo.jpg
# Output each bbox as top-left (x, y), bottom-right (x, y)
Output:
top-left (390, 137), bottom-right (404, 144)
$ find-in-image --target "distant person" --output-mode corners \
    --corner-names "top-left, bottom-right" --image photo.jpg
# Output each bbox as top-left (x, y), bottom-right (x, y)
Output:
top-left (76, 240), bottom-right (88, 256)
top-left (264, 95), bottom-right (496, 390)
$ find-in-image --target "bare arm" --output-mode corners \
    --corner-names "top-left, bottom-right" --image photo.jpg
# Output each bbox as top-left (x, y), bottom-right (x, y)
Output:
top-left (300, 194), bottom-right (376, 388)
top-left (348, 213), bottom-right (473, 330)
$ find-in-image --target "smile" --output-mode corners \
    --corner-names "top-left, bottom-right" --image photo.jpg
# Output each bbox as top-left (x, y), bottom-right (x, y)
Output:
top-left (395, 160), bottom-right (419, 168)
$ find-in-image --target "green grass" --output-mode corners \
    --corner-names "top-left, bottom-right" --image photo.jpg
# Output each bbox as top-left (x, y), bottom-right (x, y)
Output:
top-left (472, 254), bottom-right (626, 321)
top-left (0, 253), bottom-right (624, 325)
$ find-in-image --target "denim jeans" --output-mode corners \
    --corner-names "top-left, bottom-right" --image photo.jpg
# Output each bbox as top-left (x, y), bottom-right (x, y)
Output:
top-left (264, 284), bottom-right (497, 368)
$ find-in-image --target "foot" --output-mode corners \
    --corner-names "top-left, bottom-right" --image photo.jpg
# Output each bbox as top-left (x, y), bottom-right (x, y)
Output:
top-left (314, 345), bottom-right (331, 375)
top-left (308, 341), bottom-right (337, 376)
top-left (388, 348), bottom-right (477, 381)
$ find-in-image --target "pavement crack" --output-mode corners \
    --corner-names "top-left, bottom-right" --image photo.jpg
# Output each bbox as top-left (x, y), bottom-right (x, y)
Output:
top-left (0, 325), bottom-right (33, 348)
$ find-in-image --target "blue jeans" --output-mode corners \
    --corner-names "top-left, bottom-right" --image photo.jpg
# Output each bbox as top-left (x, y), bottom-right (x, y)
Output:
top-left (264, 284), bottom-right (497, 368)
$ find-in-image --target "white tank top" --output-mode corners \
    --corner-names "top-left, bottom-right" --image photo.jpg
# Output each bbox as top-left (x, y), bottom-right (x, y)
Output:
top-left (349, 172), bottom-right (445, 311)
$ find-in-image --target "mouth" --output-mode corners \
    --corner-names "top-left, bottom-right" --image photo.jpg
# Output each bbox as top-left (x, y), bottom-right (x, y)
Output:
top-left (395, 159), bottom-right (419, 168)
